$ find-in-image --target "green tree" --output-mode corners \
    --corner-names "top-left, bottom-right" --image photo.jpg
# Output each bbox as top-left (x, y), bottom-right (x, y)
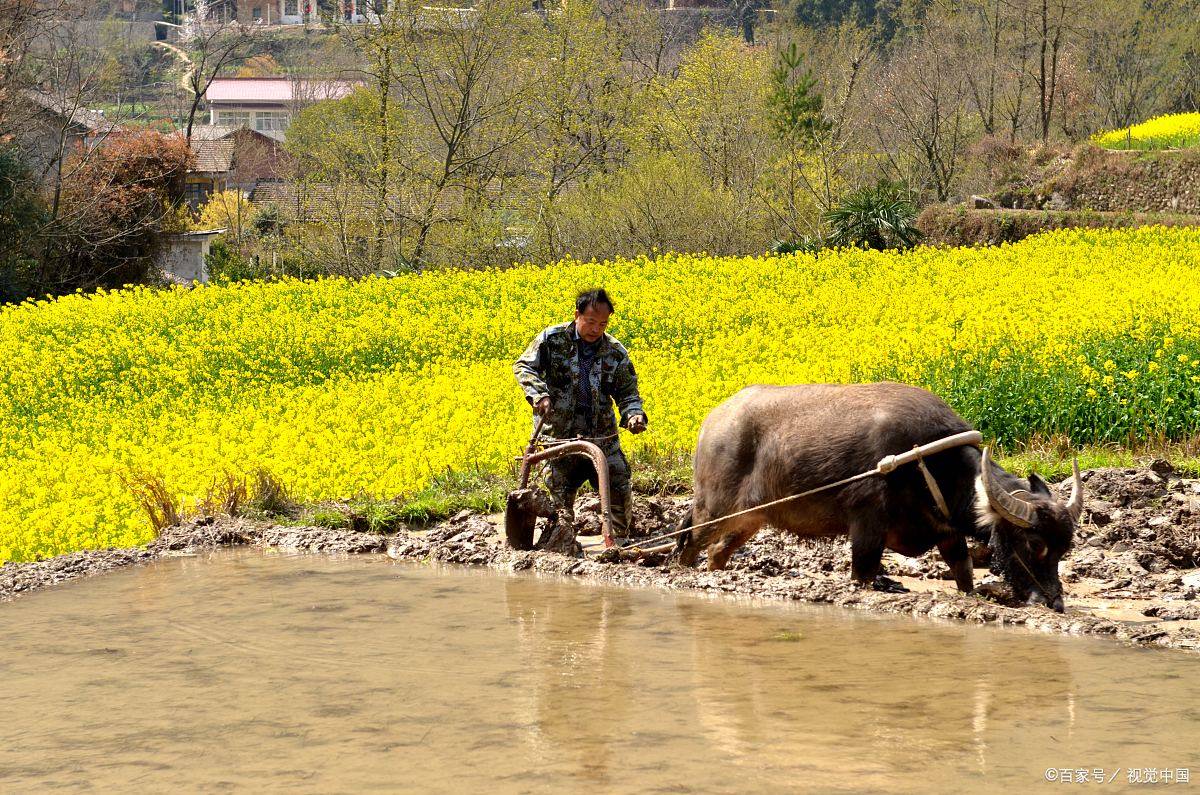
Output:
top-left (549, 151), bottom-right (770, 261)
top-left (331, 0), bottom-right (546, 269)
top-left (760, 25), bottom-right (875, 245)
top-left (526, 0), bottom-right (636, 260)
top-left (0, 145), bottom-right (45, 303)
top-left (766, 42), bottom-right (831, 146)
top-left (284, 89), bottom-right (411, 275)
top-left (335, 0), bottom-right (408, 271)
top-left (648, 29), bottom-right (771, 192)
top-left (790, 0), bottom-right (916, 38)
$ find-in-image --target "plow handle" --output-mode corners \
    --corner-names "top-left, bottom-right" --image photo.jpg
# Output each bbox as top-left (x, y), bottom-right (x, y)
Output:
top-left (518, 414), bottom-right (548, 488)
top-left (521, 439), bottom-right (616, 549)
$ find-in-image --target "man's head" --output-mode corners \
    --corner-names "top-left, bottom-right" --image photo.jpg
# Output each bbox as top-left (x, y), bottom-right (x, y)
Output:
top-left (574, 288), bottom-right (614, 343)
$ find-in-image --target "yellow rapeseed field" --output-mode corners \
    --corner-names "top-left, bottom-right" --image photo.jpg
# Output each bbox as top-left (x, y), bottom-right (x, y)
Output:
top-left (1092, 112), bottom-right (1200, 150)
top-left (3, 226), bottom-right (1200, 563)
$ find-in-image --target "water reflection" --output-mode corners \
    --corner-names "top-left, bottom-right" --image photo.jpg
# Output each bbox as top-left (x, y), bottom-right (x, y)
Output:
top-left (1, 552), bottom-right (1195, 793)
top-left (504, 576), bottom-right (634, 787)
top-left (502, 575), bottom-right (1093, 789)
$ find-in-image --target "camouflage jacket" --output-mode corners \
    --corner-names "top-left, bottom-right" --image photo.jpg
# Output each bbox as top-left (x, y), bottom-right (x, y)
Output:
top-left (513, 322), bottom-right (646, 443)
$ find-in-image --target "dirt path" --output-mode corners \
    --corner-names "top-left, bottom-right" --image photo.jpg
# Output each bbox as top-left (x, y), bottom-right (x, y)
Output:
top-left (2, 466), bottom-right (1198, 652)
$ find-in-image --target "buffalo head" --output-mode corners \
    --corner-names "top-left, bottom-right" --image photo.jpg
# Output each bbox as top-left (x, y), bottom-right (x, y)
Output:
top-left (975, 447), bottom-right (1082, 613)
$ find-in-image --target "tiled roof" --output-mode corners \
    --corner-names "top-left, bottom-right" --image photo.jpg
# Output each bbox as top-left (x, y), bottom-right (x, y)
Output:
top-left (189, 124), bottom-right (242, 140)
top-left (190, 136), bottom-right (236, 173)
top-left (22, 90), bottom-right (112, 131)
top-left (185, 127), bottom-right (283, 175)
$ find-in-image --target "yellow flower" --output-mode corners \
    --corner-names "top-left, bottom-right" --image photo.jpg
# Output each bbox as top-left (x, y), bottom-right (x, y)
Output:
top-left (5, 226), bottom-right (1200, 563)
top-left (1092, 112), bottom-right (1200, 150)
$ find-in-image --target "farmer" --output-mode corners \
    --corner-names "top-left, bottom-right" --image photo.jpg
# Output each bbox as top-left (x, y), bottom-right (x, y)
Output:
top-left (513, 288), bottom-right (647, 550)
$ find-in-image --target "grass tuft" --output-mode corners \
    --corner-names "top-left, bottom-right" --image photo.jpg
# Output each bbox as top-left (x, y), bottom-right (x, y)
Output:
top-left (119, 470), bottom-right (184, 535)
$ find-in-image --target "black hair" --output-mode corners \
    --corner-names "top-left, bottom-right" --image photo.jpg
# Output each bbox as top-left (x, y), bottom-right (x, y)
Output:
top-left (576, 288), bottom-right (615, 314)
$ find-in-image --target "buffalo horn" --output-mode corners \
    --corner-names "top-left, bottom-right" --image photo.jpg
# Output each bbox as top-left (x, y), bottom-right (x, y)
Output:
top-left (981, 447), bottom-right (1036, 528)
top-left (1064, 458), bottom-right (1084, 522)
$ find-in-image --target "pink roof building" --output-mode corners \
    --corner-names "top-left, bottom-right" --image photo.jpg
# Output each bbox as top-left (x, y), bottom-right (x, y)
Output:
top-left (204, 77), bottom-right (358, 140)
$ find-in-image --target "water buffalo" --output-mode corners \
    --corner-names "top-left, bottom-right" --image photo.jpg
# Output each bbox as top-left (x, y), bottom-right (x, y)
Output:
top-left (674, 382), bottom-right (1083, 612)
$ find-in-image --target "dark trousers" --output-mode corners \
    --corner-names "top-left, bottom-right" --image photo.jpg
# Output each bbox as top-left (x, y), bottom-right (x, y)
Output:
top-left (545, 445), bottom-right (633, 537)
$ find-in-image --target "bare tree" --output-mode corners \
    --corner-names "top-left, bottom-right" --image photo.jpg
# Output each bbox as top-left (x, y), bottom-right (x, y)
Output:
top-left (155, 6), bottom-right (253, 142)
top-left (1, 0), bottom-right (78, 142)
top-left (19, 10), bottom-right (129, 221)
top-left (1084, 0), bottom-right (1187, 130)
top-left (600, 0), bottom-right (689, 87)
top-left (390, 0), bottom-right (544, 267)
top-left (1000, 0), bottom-right (1090, 142)
top-left (870, 18), bottom-right (973, 202)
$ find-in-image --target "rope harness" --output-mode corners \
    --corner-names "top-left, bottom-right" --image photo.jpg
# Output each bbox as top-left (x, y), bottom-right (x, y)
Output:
top-left (914, 456), bottom-right (951, 519)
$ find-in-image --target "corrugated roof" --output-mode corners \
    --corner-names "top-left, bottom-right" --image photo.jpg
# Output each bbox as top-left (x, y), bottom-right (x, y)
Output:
top-left (205, 78), bottom-right (358, 104)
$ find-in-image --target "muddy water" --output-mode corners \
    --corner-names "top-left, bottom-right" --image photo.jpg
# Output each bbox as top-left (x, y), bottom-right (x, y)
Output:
top-left (2, 552), bottom-right (1197, 793)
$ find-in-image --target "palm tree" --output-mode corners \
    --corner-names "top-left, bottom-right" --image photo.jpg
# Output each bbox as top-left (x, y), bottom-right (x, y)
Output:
top-left (823, 182), bottom-right (921, 251)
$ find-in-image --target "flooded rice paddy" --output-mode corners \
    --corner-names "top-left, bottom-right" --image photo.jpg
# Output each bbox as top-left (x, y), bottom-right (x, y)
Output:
top-left (2, 550), bottom-right (1197, 792)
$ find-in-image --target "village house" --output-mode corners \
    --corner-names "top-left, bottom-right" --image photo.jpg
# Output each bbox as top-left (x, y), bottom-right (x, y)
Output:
top-left (18, 90), bottom-right (116, 181)
top-left (185, 125), bottom-right (284, 209)
top-left (203, 77), bottom-right (358, 140)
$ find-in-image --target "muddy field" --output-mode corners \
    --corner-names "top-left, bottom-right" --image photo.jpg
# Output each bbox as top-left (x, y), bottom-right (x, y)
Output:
top-left (3, 465), bottom-right (1199, 652)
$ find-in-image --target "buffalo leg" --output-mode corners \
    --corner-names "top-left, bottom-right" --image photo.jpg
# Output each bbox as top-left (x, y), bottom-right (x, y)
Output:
top-left (676, 540), bottom-right (702, 568)
top-left (849, 522), bottom-right (886, 586)
top-left (707, 526), bottom-right (759, 571)
top-left (674, 505), bottom-right (705, 568)
top-left (937, 535), bottom-right (974, 593)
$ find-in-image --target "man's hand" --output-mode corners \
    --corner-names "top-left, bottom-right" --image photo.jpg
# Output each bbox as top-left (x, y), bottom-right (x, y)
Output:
top-left (627, 414), bottom-right (647, 434)
top-left (534, 397), bottom-right (551, 416)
